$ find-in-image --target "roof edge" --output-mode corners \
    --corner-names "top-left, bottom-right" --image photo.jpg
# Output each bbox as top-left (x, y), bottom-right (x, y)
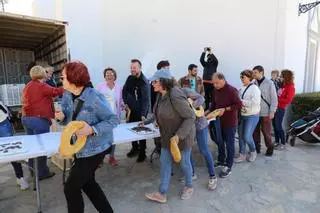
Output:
top-left (0, 11), bottom-right (68, 26)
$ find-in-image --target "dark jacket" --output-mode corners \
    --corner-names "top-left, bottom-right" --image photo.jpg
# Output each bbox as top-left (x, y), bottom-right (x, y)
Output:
top-left (210, 83), bottom-right (242, 128)
top-left (271, 79), bottom-right (281, 94)
top-left (200, 52), bottom-right (219, 80)
top-left (46, 77), bottom-right (57, 87)
top-left (154, 87), bottom-right (195, 150)
top-left (122, 73), bottom-right (150, 117)
top-left (151, 86), bottom-right (157, 110)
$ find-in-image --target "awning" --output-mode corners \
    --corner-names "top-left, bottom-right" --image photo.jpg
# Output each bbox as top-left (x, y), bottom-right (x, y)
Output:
top-left (0, 12), bottom-right (68, 50)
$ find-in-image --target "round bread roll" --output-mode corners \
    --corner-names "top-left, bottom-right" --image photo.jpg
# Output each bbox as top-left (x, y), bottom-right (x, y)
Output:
top-left (59, 121), bottom-right (87, 157)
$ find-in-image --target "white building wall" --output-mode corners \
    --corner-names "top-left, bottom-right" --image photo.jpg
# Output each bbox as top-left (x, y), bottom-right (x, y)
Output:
top-left (33, 0), bottom-right (293, 90)
top-left (284, 0), bottom-right (309, 93)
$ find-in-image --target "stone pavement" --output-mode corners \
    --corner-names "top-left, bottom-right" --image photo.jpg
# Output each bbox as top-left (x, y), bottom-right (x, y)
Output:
top-left (0, 139), bottom-right (319, 213)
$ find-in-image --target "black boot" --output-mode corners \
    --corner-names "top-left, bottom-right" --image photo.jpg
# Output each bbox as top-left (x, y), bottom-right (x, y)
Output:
top-left (256, 146), bottom-right (261, 154)
top-left (136, 151), bottom-right (146, 163)
top-left (127, 148), bottom-right (139, 158)
top-left (265, 145), bottom-right (274, 156)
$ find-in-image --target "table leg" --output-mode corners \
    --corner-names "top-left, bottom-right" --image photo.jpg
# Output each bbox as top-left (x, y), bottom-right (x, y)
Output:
top-left (63, 159), bottom-right (66, 185)
top-left (33, 167), bottom-right (36, 191)
top-left (34, 158), bottom-right (42, 213)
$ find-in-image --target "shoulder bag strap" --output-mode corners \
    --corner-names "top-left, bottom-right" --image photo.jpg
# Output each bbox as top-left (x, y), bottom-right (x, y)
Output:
top-left (72, 99), bottom-right (84, 121)
top-left (241, 83), bottom-right (253, 99)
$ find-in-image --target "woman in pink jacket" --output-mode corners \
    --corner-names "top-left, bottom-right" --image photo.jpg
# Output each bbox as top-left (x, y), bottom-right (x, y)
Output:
top-left (97, 68), bottom-right (125, 166)
top-left (274, 69), bottom-right (295, 150)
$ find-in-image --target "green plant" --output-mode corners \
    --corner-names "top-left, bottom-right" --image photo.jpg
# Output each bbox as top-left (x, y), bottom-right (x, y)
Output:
top-left (291, 92), bottom-right (320, 121)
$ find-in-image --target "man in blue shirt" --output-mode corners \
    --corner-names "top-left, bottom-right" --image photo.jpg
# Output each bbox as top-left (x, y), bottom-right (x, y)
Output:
top-left (178, 64), bottom-right (204, 96)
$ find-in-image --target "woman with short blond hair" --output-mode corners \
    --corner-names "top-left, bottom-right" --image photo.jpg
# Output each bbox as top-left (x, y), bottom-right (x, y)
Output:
top-left (22, 65), bottom-right (64, 180)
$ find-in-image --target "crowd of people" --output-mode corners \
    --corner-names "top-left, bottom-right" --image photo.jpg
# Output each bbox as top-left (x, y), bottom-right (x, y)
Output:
top-left (0, 48), bottom-right (296, 213)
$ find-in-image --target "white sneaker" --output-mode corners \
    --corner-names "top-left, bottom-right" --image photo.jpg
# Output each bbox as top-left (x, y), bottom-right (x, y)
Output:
top-left (247, 151), bottom-right (257, 162)
top-left (179, 174), bottom-right (198, 183)
top-left (17, 177), bottom-right (29, 190)
top-left (208, 176), bottom-right (217, 190)
top-left (234, 154), bottom-right (246, 163)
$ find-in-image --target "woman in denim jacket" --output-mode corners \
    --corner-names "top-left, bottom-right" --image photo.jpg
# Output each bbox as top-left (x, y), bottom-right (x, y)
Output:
top-left (55, 61), bottom-right (118, 213)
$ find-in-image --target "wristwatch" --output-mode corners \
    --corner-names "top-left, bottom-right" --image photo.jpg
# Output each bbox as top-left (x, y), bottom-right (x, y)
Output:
top-left (91, 126), bottom-right (98, 136)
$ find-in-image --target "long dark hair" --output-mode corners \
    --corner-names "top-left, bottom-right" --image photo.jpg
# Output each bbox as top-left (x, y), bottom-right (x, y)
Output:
top-left (281, 69), bottom-right (294, 85)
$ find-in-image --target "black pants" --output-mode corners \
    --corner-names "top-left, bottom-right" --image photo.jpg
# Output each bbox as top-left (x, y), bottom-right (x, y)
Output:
top-left (11, 162), bottom-right (23, 178)
top-left (154, 137), bottom-right (161, 153)
top-left (129, 110), bottom-right (146, 153)
top-left (204, 83), bottom-right (213, 110)
top-left (64, 150), bottom-right (113, 213)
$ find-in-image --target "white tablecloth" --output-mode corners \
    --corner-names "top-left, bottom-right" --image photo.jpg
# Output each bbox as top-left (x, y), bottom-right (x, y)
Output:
top-left (0, 122), bottom-right (160, 164)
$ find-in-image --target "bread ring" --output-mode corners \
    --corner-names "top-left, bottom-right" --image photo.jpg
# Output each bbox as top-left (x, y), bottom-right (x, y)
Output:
top-left (206, 109), bottom-right (222, 120)
top-left (59, 121), bottom-right (87, 157)
top-left (170, 136), bottom-right (181, 163)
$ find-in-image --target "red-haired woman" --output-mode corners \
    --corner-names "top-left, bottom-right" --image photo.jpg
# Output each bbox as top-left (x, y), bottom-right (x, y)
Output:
top-left (55, 61), bottom-right (118, 213)
top-left (274, 69), bottom-right (295, 150)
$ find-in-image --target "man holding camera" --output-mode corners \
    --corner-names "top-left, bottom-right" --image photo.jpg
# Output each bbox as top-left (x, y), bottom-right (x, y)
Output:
top-left (200, 47), bottom-right (219, 110)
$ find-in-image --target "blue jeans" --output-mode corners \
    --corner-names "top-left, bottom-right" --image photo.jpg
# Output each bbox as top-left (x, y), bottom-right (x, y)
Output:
top-left (220, 127), bottom-right (236, 169)
top-left (0, 119), bottom-right (24, 178)
top-left (159, 148), bottom-right (192, 195)
top-left (238, 115), bottom-right (259, 154)
top-left (191, 127), bottom-right (215, 177)
top-left (274, 108), bottom-right (286, 145)
top-left (208, 119), bottom-right (224, 163)
top-left (22, 117), bottom-right (51, 178)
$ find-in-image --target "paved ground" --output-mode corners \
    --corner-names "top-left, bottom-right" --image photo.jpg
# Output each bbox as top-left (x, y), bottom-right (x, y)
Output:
top-left (0, 138), bottom-right (320, 213)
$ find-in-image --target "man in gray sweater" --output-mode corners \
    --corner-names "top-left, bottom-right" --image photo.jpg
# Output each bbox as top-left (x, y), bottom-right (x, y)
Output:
top-left (252, 65), bottom-right (278, 156)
